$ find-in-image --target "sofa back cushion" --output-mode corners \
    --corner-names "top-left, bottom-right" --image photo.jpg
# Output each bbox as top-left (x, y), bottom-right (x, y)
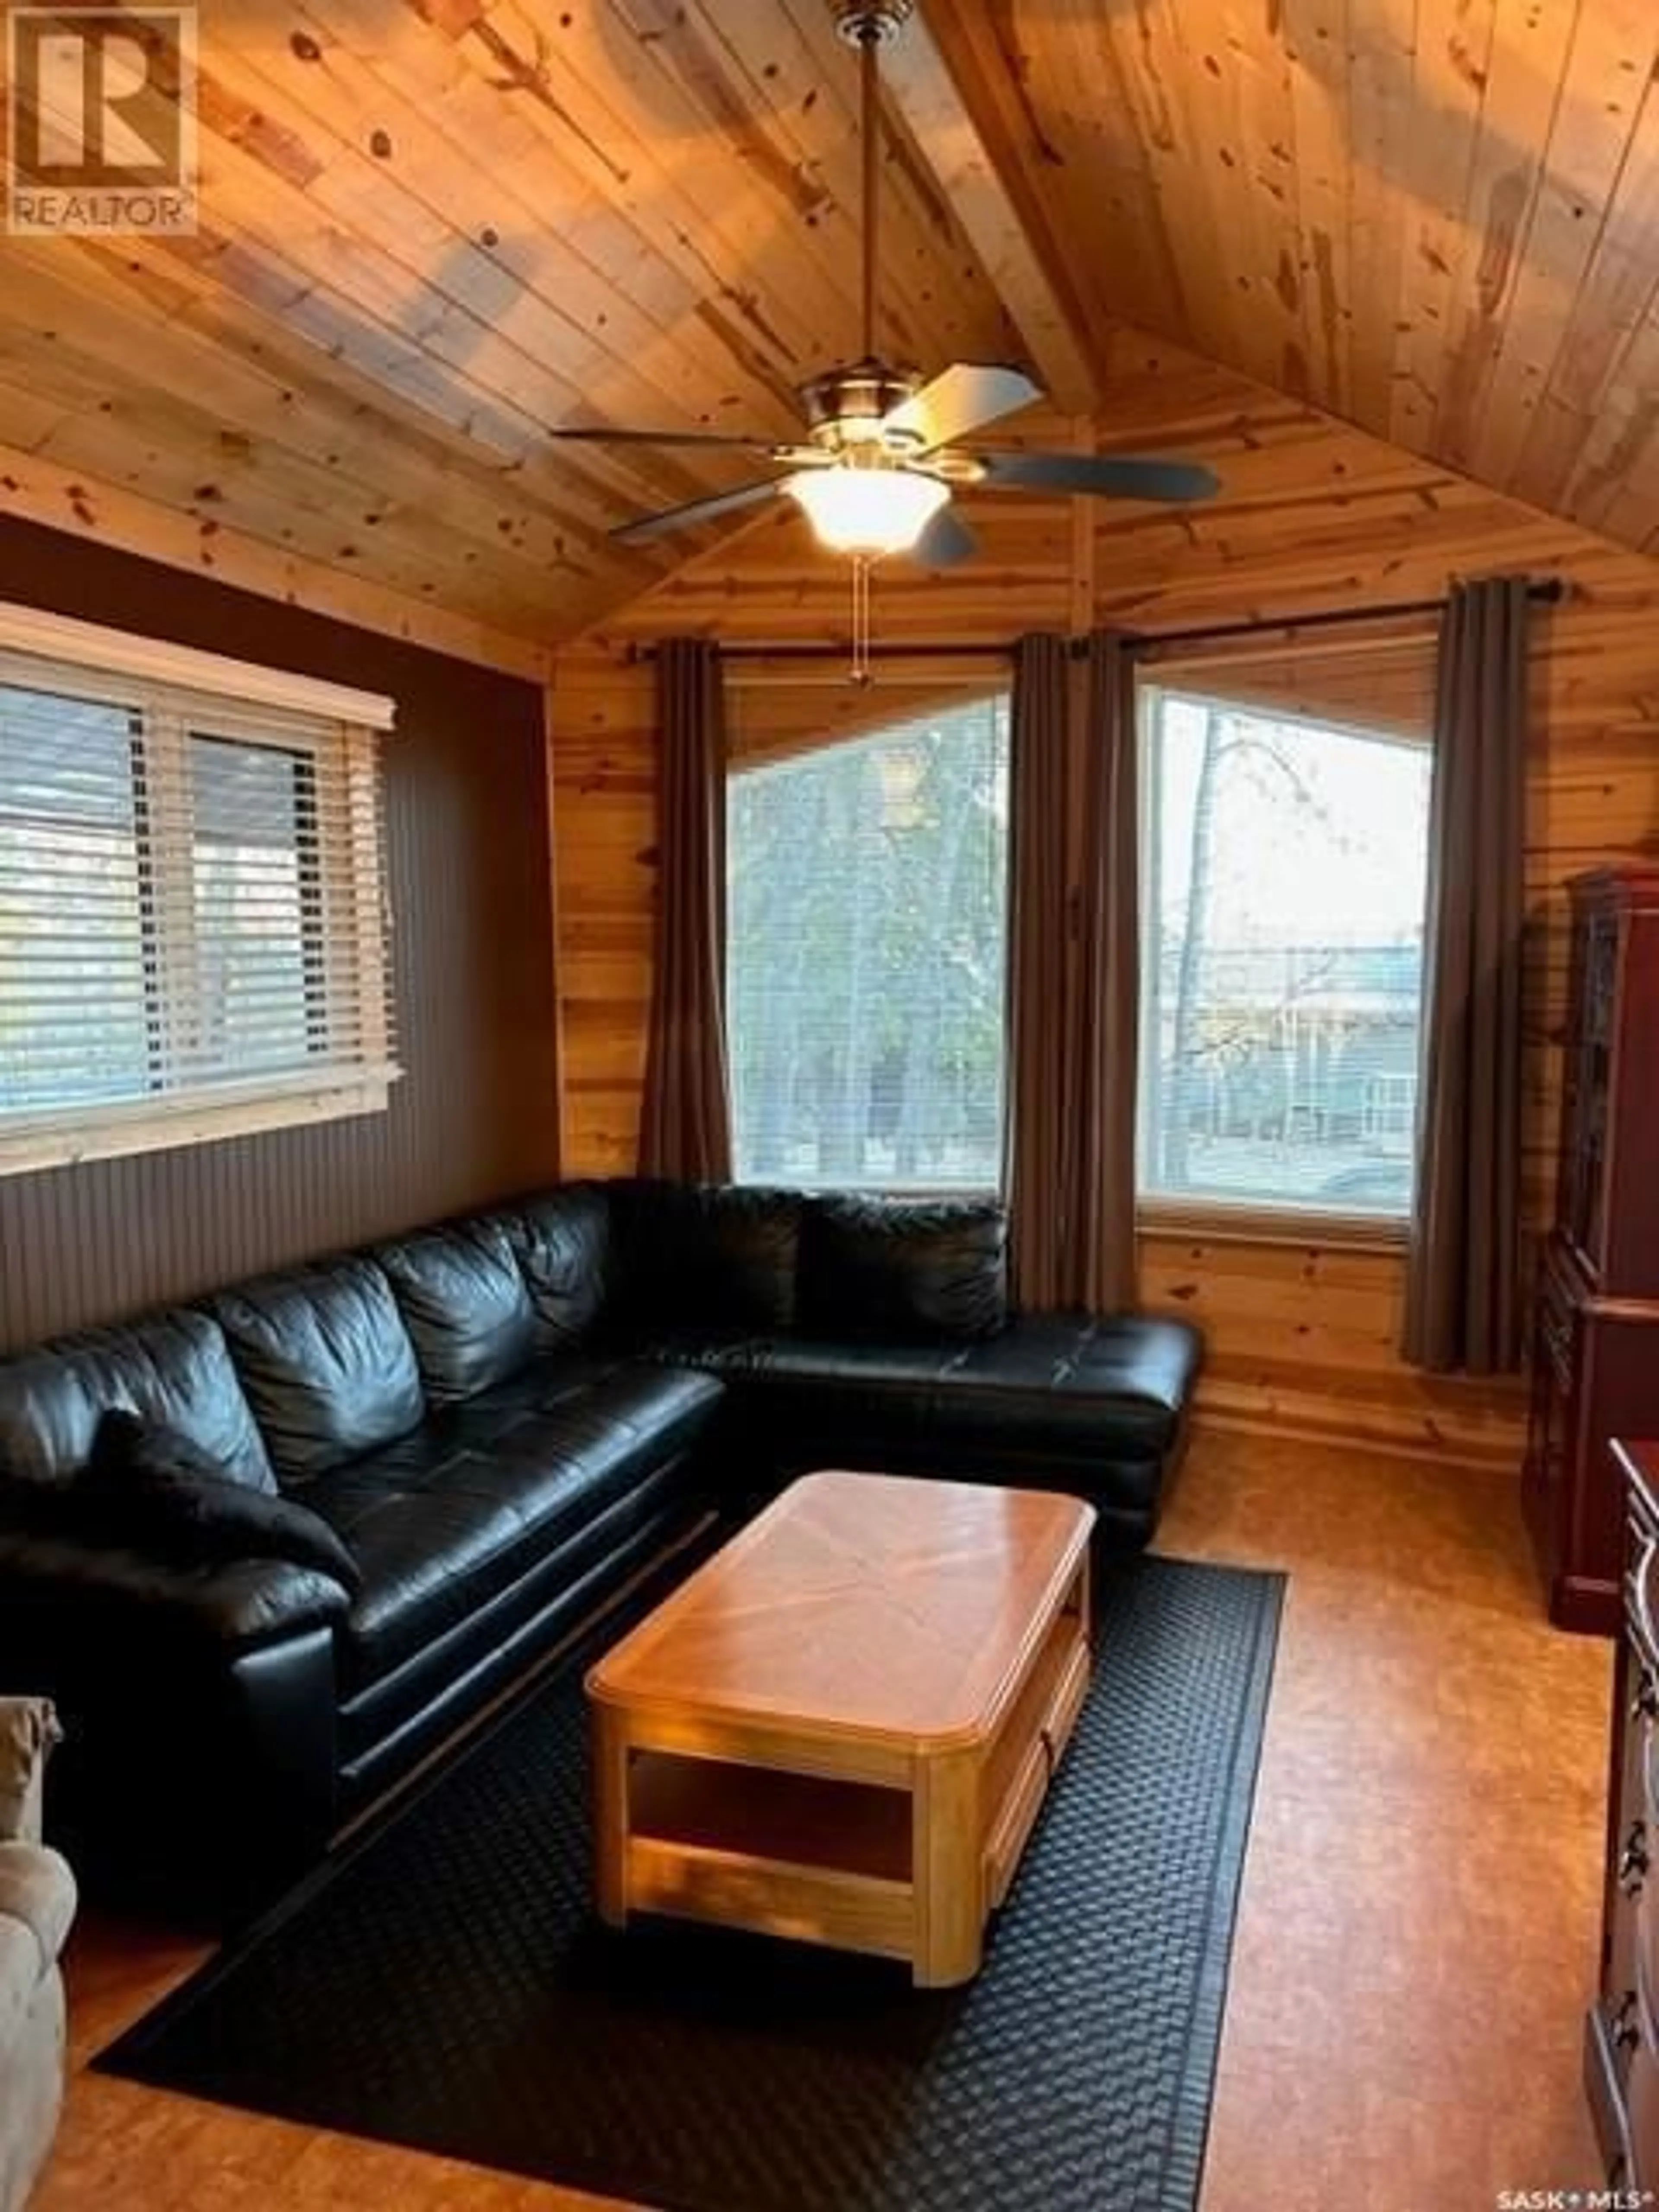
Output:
top-left (686, 1185), bottom-right (804, 1330)
top-left (614, 1182), bottom-right (804, 1335)
top-left (213, 1259), bottom-right (424, 1483)
top-left (0, 1311), bottom-right (273, 1492)
top-left (375, 1219), bottom-right (536, 1406)
top-left (510, 1184), bottom-right (613, 1350)
top-left (802, 1195), bottom-right (1009, 1342)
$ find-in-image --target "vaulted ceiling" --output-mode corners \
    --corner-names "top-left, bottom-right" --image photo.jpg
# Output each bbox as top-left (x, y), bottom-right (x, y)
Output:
top-left (921, 0), bottom-right (1659, 539)
top-left (0, 1), bottom-right (1017, 661)
top-left (1, 0), bottom-right (1657, 665)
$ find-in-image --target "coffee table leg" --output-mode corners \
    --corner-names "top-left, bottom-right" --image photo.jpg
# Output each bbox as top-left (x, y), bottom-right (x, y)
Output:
top-left (593, 1704), bottom-right (629, 1929)
top-left (912, 1746), bottom-right (982, 1988)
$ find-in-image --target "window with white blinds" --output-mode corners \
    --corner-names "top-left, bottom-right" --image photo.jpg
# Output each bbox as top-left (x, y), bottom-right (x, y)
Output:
top-left (726, 692), bottom-right (1010, 1191)
top-left (0, 604), bottom-right (397, 1174)
top-left (1137, 637), bottom-right (1435, 1224)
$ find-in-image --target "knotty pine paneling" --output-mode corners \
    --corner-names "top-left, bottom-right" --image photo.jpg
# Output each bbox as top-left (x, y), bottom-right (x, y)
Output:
top-left (550, 651), bottom-right (656, 1178)
top-left (918, 4), bottom-right (1659, 566)
top-left (0, 2), bottom-right (1014, 649)
top-left (0, 515), bottom-right (559, 1350)
top-left (550, 350), bottom-right (1659, 1471)
top-left (12, 3), bottom-right (1659, 649)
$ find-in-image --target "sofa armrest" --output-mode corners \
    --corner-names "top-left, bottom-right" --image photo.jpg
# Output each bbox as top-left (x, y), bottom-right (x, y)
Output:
top-left (0, 1534), bottom-right (347, 1920)
top-left (0, 1526), bottom-right (352, 1662)
top-left (0, 1841), bottom-right (75, 1970)
top-left (0, 1698), bottom-right (59, 1846)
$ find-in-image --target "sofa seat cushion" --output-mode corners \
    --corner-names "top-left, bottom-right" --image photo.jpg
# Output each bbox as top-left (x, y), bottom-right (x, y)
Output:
top-left (302, 1360), bottom-right (722, 1691)
top-left (647, 1313), bottom-right (1201, 1462)
top-left (922, 1314), bottom-right (1200, 1457)
top-left (624, 1329), bottom-right (769, 1376)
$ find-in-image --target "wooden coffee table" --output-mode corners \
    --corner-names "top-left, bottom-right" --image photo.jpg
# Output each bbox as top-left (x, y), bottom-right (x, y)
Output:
top-left (585, 1469), bottom-right (1095, 1986)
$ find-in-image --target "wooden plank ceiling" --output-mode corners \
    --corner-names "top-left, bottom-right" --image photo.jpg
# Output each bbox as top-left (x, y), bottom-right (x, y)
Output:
top-left (3, 0), bottom-right (1659, 658)
top-left (0, 0), bottom-right (1016, 655)
top-left (918, 0), bottom-right (1659, 552)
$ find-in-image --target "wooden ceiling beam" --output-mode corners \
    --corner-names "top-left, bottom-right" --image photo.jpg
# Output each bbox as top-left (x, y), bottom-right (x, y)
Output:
top-left (878, 8), bottom-right (1099, 413)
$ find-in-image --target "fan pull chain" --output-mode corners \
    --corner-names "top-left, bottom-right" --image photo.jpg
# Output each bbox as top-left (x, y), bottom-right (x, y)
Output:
top-left (850, 555), bottom-right (874, 686)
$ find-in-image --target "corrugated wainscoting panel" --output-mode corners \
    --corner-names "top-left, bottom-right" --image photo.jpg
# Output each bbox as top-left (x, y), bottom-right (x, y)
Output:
top-left (0, 516), bottom-right (559, 1351)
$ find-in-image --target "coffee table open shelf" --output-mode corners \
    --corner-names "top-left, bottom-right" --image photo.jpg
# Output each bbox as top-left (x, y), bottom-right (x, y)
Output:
top-left (587, 1471), bottom-right (1094, 1986)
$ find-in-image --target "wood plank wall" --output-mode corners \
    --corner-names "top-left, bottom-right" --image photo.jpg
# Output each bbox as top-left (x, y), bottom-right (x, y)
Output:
top-left (548, 338), bottom-right (1659, 1472)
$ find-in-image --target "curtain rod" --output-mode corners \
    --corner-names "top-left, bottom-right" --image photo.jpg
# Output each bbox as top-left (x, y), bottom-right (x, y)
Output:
top-left (621, 577), bottom-right (1567, 664)
top-left (727, 670), bottom-right (1004, 691)
top-left (1131, 576), bottom-right (1566, 655)
top-left (625, 640), bottom-right (1008, 663)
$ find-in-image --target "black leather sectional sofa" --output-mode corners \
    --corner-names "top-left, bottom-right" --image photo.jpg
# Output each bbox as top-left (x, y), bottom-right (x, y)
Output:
top-left (0, 1179), bottom-right (1201, 1915)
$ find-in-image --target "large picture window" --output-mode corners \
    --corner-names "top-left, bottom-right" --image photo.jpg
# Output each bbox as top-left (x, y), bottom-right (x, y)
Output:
top-left (0, 605), bottom-right (397, 1174)
top-left (727, 693), bottom-right (1010, 1190)
top-left (1138, 669), bottom-right (1433, 1221)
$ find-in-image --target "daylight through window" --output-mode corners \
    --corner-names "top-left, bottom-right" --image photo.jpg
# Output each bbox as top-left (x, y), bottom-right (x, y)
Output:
top-left (0, 610), bottom-right (397, 1174)
top-left (727, 693), bottom-right (1010, 1191)
top-left (1138, 666), bottom-right (1433, 1220)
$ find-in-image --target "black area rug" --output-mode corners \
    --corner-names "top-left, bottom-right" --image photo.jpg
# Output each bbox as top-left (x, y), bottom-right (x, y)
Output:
top-left (100, 1554), bottom-right (1284, 2212)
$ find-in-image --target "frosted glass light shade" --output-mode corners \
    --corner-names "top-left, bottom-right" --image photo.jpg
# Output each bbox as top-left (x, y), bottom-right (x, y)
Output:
top-left (787, 464), bottom-right (950, 556)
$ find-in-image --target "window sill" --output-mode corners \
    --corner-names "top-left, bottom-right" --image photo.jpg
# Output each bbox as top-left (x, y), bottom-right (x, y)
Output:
top-left (0, 1065), bottom-right (400, 1178)
top-left (1135, 1196), bottom-right (1410, 1255)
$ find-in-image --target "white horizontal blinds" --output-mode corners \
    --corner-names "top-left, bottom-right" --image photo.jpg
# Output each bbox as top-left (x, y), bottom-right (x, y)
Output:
top-left (727, 690), bottom-right (1010, 1192)
top-left (1136, 633), bottom-right (1436, 1220)
top-left (0, 684), bottom-right (151, 1110)
top-left (0, 649), bottom-right (396, 1141)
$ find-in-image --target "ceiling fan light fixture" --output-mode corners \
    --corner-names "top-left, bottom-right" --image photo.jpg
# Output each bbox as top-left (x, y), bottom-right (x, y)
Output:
top-left (787, 461), bottom-right (948, 556)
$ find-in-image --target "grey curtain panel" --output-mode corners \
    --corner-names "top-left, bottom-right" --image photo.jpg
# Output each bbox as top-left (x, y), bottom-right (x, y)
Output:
top-left (1402, 576), bottom-right (1531, 1374)
top-left (638, 638), bottom-right (733, 1182)
top-left (1006, 631), bottom-right (1139, 1314)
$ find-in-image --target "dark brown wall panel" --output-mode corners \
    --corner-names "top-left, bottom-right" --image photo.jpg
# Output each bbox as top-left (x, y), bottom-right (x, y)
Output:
top-left (0, 518), bottom-right (559, 1350)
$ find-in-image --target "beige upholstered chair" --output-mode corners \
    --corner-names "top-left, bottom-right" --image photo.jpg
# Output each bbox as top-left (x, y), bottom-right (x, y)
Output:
top-left (0, 1701), bottom-right (74, 2212)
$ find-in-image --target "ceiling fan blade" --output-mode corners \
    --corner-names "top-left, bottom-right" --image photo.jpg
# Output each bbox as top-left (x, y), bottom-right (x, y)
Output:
top-left (975, 451), bottom-right (1222, 501)
top-left (611, 477), bottom-right (789, 544)
top-left (909, 506), bottom-right (979, 569)
top-left (549, 426), bottom-right (785, 454)
top-left (881, 364), bottom-right (1043, 453)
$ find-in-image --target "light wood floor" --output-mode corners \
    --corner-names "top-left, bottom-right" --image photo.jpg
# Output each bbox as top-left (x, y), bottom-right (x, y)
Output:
top-left (36, 1431), bottom-right (1612, 2211)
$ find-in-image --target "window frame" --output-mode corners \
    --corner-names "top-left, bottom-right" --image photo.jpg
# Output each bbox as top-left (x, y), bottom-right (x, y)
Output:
top-left (1133, 671), bottom-right (1431, 1250)
top-left (0, 601), bottom-right (397, 1177)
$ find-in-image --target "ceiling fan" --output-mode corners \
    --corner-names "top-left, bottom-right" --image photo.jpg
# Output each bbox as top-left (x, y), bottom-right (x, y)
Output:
top-left (545, 0), bottom-right (1221, 567)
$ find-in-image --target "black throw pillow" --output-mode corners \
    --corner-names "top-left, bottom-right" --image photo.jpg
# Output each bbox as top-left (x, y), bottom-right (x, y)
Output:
top-left (83, 1410), bottom-right (362, 1595)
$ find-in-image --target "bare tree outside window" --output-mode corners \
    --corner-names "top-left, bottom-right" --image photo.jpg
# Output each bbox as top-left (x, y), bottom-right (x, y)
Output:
top-left (1139, 685), bottom-right (1432, 1218)
top-left (727, 694), bottom-right (1010, 1192)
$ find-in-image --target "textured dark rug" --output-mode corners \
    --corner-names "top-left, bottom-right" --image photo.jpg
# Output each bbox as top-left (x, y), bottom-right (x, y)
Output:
top-left (99, 1552), bottom-right (1284, 2212)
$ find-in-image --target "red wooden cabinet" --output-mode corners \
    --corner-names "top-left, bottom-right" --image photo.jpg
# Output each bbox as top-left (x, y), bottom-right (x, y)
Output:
top-left (1525, 869), bottom-right (1659, 1636)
